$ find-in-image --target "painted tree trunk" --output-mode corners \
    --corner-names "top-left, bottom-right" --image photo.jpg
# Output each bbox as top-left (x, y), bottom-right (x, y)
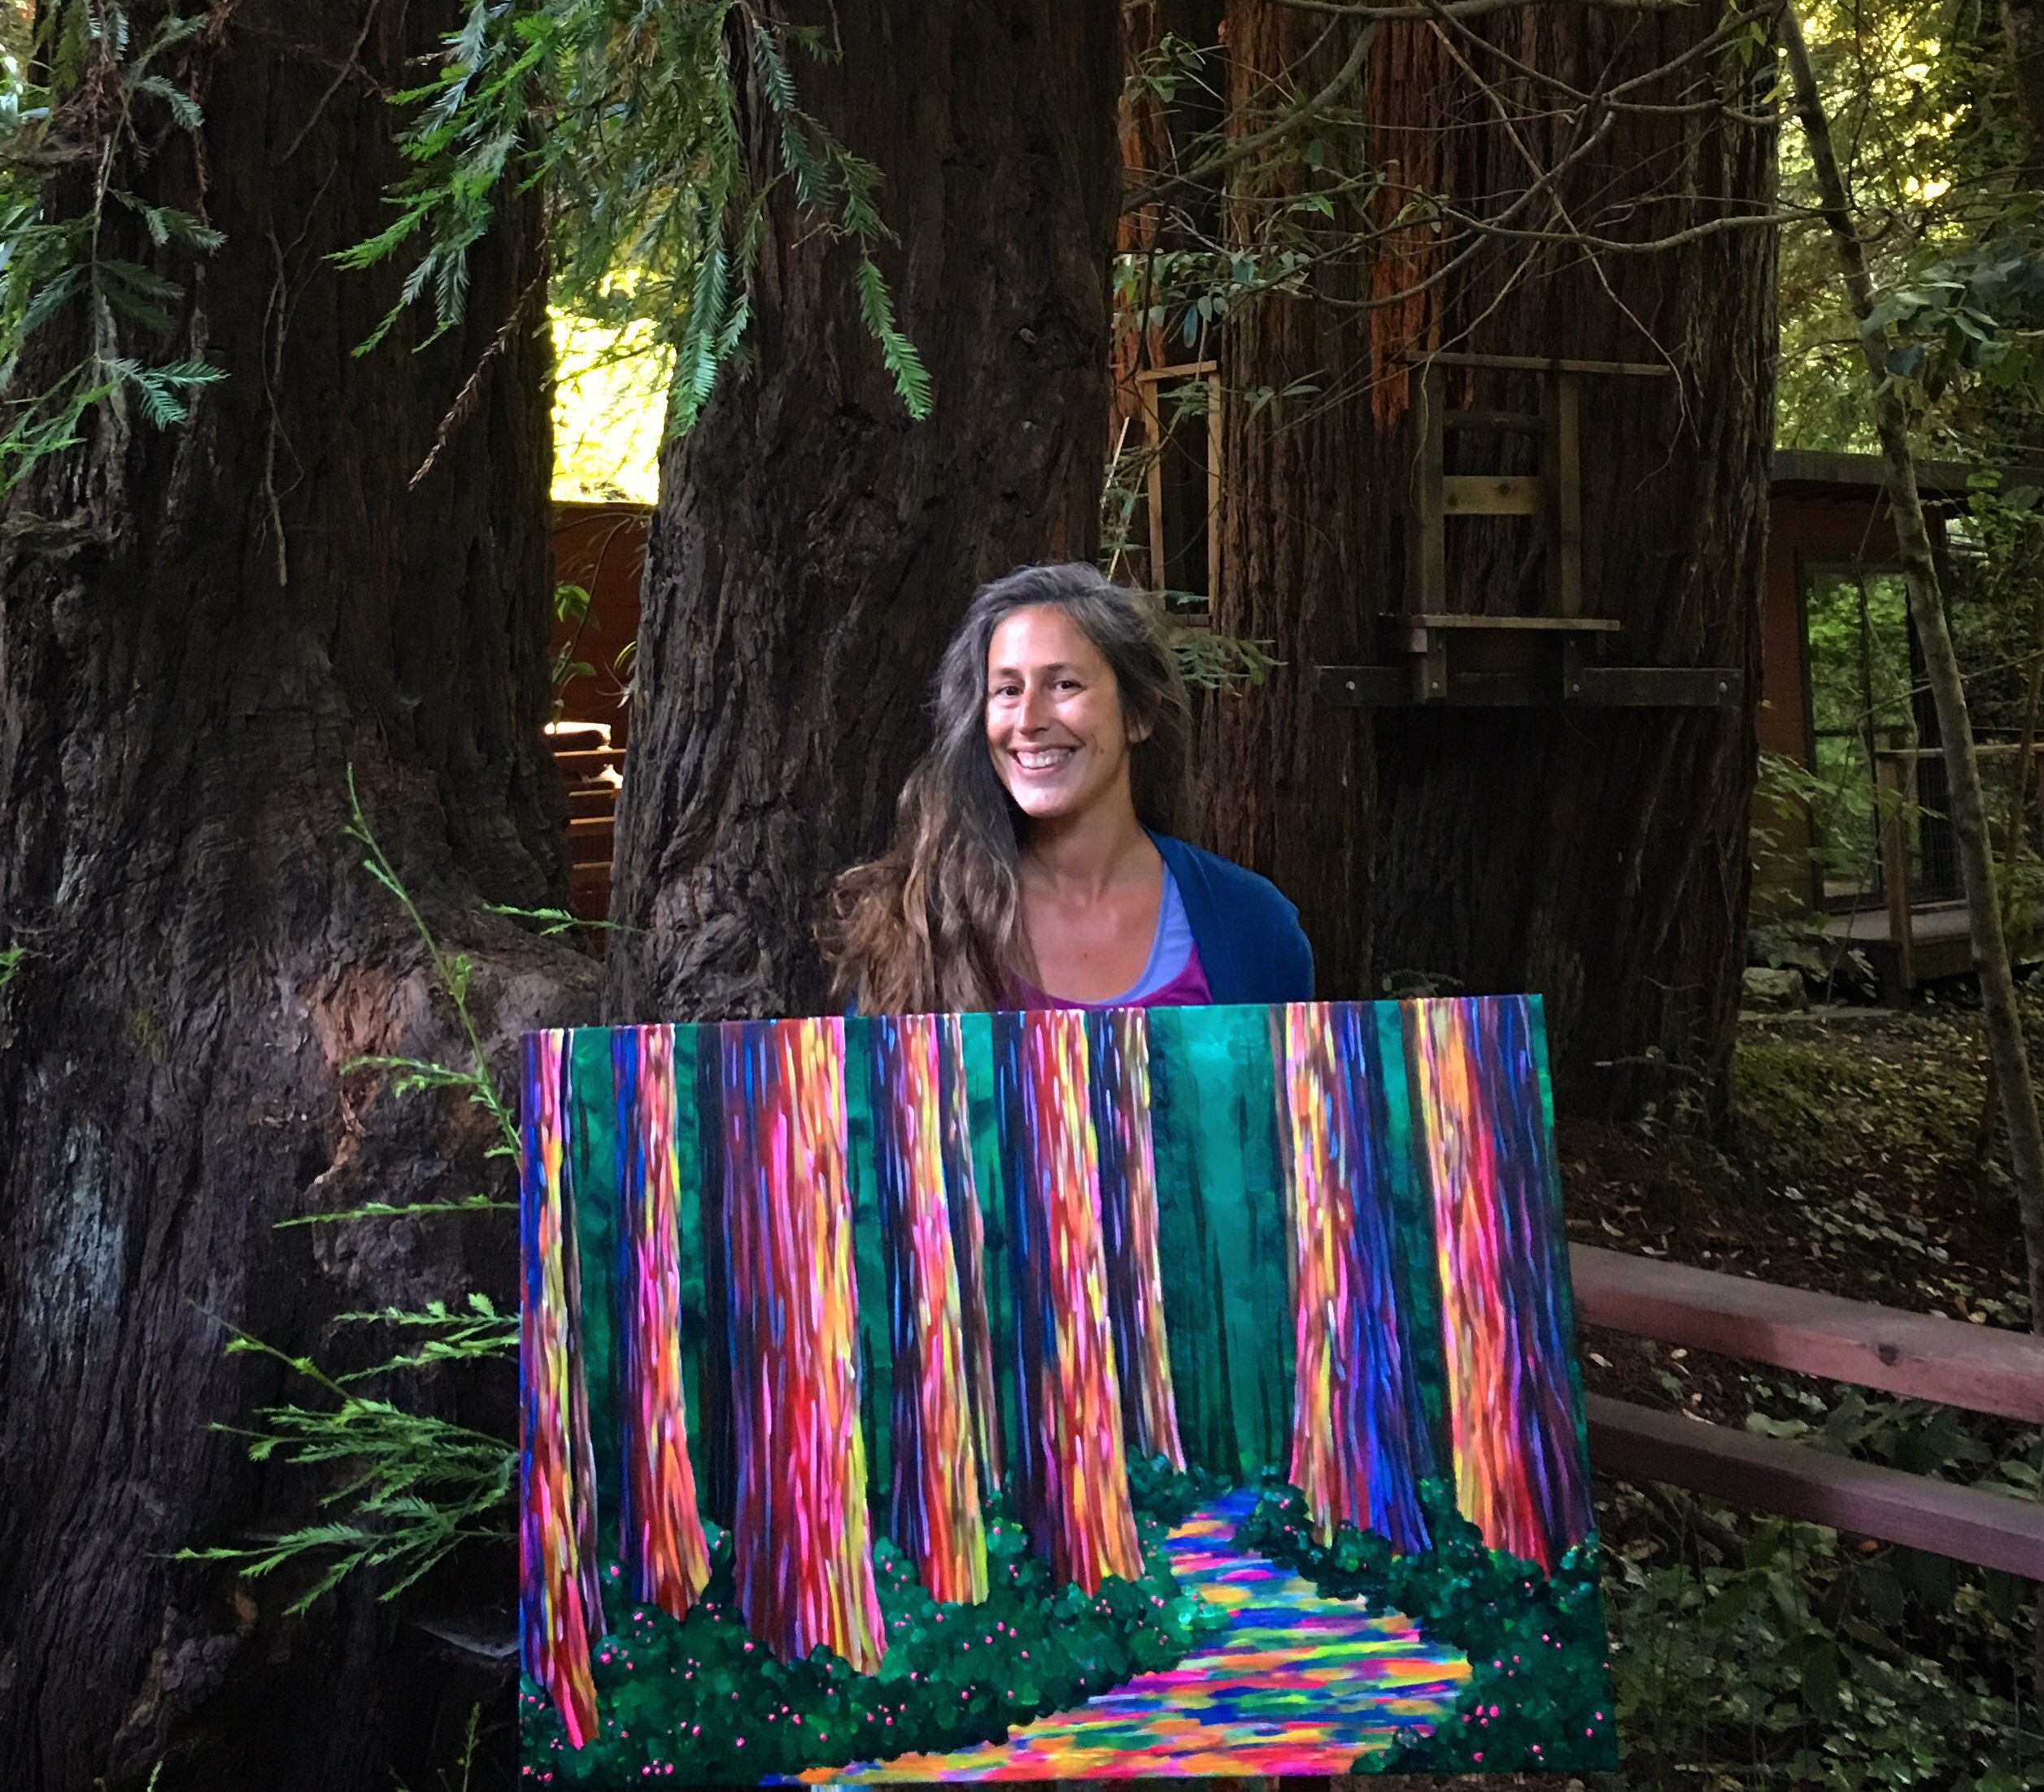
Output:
top-left (992, 1011), bottom-right (1144, 1593)
top-left (0, 7), bottom-right (589, 1787)
top-left (604, 0), bottom-right (1121, 1023)
top-left (938, 1015), bottom-right (1006, 1500)
top-left (613, 1026), bottom-right (713, 1619)
top-left (719, 1020), bottom-right (886, 1672)
top-left (1087, 1009), bottom-right (1186, 1470)
top-left (1406, 998), bottom-right (1595, 1572)
top-left (870, 1017), bottom-right (989, 1605)
top-left (521, 1033), bottom-right (603, 1747)
top-left (1275, 1004), bottom-right (1432, 1554)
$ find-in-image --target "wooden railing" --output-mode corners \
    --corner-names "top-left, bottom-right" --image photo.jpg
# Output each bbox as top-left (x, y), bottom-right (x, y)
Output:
top-left (1575, 1244), bottom-right (2044, 1579)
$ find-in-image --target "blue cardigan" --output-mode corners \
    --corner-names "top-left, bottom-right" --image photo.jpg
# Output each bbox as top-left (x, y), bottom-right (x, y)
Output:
top-left (1151, 832), bottom-right (1314, 1005)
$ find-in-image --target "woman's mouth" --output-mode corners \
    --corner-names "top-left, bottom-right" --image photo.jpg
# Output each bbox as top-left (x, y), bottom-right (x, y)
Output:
top-left (1013, 746), bottom-right (1075, 774)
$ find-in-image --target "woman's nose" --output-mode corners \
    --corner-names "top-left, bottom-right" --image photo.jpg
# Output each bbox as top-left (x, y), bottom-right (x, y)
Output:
top-left (1018, 682), bottom-right (1053, 730)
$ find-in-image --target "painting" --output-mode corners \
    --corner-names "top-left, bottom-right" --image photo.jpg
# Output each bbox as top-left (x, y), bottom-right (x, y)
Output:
top-left (519, 997), bottom-right (1615, 1785)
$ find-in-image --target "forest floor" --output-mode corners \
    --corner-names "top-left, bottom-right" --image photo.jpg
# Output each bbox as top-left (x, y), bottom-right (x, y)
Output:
top-left (1377, 983), bottom-right (2044, 1792)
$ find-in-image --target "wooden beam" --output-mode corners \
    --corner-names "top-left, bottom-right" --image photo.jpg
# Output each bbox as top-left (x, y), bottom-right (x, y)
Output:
top-left (1397, 613), bottom-right (1621, 633)
top-left (1544, 372), bottom-right (1583, 617)
top-left (1571, 1245), bottom-right (2044, 1422)
top-left (1442, 474), bottom-right (1543, 517)
top-left (1587, 1395), bottom-right (2044, 1579)
top-left (1401, 350), bottom-right (1673, 377)
top-left (1410, 364), bottom-right (1446, 613)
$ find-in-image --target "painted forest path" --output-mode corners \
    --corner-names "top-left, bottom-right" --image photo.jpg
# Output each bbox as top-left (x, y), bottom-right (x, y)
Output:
top-left (812, 1489), bottom-right (1471, 1780)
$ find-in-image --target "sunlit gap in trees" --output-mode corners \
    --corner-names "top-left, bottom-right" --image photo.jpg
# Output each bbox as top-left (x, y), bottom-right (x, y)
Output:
top-left (552, 308), bottom-right (669, 507)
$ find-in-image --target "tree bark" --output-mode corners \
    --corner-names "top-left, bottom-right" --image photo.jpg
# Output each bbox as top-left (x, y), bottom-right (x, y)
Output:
top-left (1188, 7), bottom-right (1776, 1115)
top-left (1190, 2), bottom-right (1380, 1002)
top-left (604, 0), bottom-right (1122, 1024)
top-left (0, 7), bottom-right (591, 1788)
top-left (1780, 2), bottom-right (2044, 1331)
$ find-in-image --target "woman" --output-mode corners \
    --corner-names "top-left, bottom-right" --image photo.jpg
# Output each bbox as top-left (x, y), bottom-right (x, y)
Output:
top-left (824, 561), bottom-right (1312, 1014)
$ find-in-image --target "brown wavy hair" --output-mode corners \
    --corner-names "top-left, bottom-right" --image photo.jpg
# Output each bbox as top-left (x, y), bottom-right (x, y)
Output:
top-left (822, 562), bottom-right (1191, 1014)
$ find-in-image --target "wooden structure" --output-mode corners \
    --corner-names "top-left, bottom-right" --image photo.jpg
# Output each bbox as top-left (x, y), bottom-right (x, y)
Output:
top-left (1321, 353), bottom-right (1741, 711)
top-left (549, 501), bottom-right (647, 922)
top-left (1577, 1244), bottom-right (2044, 1578)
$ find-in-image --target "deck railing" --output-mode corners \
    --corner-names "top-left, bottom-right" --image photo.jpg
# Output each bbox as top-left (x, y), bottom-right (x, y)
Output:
top-left (1575, 1244), bottom-right (2044, 1579)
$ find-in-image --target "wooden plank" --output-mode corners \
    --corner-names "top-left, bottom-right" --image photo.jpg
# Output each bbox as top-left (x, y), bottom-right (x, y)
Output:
top-left (1571, 1244), bottom-right (2044, 1422)
top-left (1397, 613), bottom-right (1621, 634)
top-left (566, 817), bottom-right (614, 841)
top-left (1587, 1395), bottom-right (2044, 1579)
top-left (1442, 474), bottom-right (1542, 516)
top-left (1410, 364), bottom-right (1446, 614)
top-left (1401, 349), bottom-right (1673, 377)
top-left (1569, 666), bottom-right (1742, 709)
top-left (1546, 373), bottom-right (1583, 616)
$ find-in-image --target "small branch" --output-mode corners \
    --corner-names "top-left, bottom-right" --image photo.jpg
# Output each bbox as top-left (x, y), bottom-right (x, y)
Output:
top-left (408, 268), bottom-right (547, 491)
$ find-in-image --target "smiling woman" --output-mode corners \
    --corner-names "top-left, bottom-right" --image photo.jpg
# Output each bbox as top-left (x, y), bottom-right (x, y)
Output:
top-left (822, 563), bottom-right (1313, 1015)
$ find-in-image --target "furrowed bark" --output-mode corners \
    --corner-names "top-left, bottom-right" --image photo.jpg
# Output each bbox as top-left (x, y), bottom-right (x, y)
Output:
top-left (0, 6), bottom-right (592, 1786)
top-left (605, 0), bottom-right (1122, 1024)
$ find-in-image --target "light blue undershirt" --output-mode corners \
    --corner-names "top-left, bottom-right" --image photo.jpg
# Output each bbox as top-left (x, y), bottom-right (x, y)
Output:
top-left (1112, 866), bottom-right (1195, 1004)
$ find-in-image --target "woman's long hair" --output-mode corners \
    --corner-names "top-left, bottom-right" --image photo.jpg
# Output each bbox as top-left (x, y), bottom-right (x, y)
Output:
top-left (822, 563), bottom-right (1190, 1014)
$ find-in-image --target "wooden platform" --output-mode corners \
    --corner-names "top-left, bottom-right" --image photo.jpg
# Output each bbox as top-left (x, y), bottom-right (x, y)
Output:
top-left (1828, 899), bottom-right (1976, 995)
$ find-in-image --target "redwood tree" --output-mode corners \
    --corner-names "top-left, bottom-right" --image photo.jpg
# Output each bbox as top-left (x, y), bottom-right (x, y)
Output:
top-left (604, 0), bottom-right (1122, 1023)
top-left (0, 7), bottom-right (589, 1787)
top-left (1196, 0), bottom-right (1775, 1118)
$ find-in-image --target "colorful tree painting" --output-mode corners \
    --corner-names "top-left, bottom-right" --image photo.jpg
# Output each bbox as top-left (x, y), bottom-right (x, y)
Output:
top-left (991, 1009), bottom-right (1144, 1593)
top-left (1406, 996), bottom-right (1595, 1572)
top-left (937, 1013), bottom-right (1005, 1499)
top-left (869, 1014), bottom-right (989, 1605)
top-left (612, 1024), bottom-right (713, 1619)
top-left (1276, 1002), bottom-right (1433, 1553)
top-left (719, 1018), bottom-right (886, 1672)
top-left (1087, 1008), bottom-right (1185, 1469)
top-left (519, 1028), bottom-right (600, 1747)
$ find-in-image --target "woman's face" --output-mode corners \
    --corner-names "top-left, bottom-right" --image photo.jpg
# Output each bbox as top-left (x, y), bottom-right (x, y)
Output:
top-left (985, 604), bottom-right (1147, 826)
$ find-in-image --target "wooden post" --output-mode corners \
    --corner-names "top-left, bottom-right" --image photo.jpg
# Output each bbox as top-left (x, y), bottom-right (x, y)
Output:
top-left (1541, 372), bottom-right (1583, 617)
top-left (1876, 751), bottom-right (1916, 1001)
top-left (1409, 364), bottom-right (1446, 614)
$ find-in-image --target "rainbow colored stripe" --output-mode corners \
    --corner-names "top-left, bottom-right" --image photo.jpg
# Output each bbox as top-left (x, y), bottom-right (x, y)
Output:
top-left (1406, 997), bottom-right (1593, 1571)
top-left (720, 1018), bottom-right (886, 1673)
top-left (1089, 1009), bottom-right (1186, 1470)
top-left (519, 1029), bottom-right (599, 1747)
top-left (1276, 1004), bottom-right (1432, 1554)
top-left (994, 1010), bottom-right (1143, 1593)
top-left (612, 1024), bottom-right (712, 1619)
top-left (938, 1014), bottom-right (1005, 1498)
top-left (870, 1015), bottom-right (990, 1606)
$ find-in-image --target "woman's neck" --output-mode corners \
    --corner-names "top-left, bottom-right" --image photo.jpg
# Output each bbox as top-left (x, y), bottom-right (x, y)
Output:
top-left (1018, 798), bottom-right (1155, 900)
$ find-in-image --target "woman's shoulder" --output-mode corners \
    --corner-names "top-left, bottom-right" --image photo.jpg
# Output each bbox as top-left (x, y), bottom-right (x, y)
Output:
top-left (1149, 833), bottom-right (1314, 1004)
top-left (1152, 834), bottom-right (1299, 921)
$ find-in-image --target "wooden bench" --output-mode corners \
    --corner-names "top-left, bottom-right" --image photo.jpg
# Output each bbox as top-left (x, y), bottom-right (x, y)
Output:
top-left (1572, 1244), bottom-right (2044, 1578)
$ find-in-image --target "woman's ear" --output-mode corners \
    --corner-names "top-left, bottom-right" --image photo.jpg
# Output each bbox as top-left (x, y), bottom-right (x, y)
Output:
top-left (1125, 706), bottom-right (1155, 746)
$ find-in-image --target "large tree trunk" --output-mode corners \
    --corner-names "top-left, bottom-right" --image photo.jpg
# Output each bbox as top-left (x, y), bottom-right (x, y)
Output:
top-left (1190, 2), bottom-right (1379, 1001)
top-left (604, 0), bottom-right (1121, 1023)
top-left (0, 7), bottom-right (591, 1788)
top-left (1198, 2), bottom-right (1774, 1116)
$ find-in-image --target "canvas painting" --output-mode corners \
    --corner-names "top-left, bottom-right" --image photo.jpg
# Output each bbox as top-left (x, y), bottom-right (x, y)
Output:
top-left (518, 996), bottom-right (1616, 1785)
